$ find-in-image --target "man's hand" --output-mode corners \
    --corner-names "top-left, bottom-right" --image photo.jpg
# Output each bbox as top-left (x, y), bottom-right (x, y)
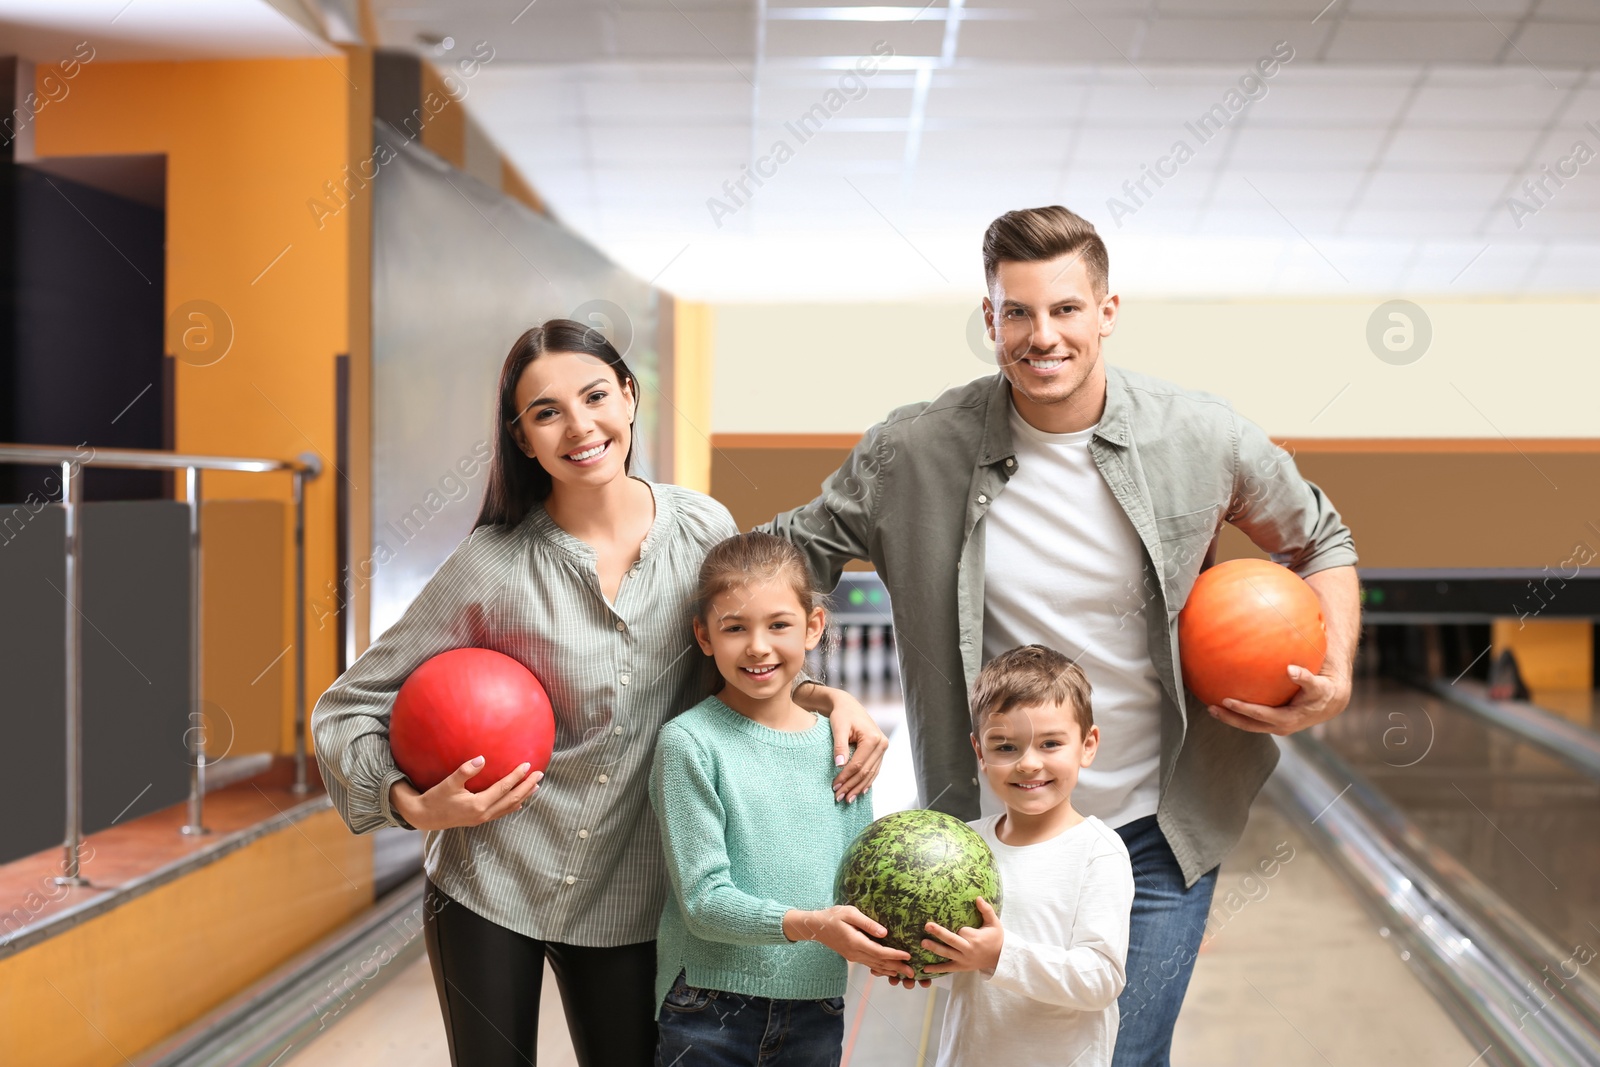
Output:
top-left (794, 682), bottom-right (888, 803)
top-left (1207, 662), bottom-right (1352, 735)
top-left (1207, 564), bottom-right (1359, 736)
top-left (919, 897), bottom-right (1004, 977)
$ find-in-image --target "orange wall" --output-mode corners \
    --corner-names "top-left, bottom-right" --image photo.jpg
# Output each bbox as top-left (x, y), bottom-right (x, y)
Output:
top-left (36, 54), bottom-right (373, 752)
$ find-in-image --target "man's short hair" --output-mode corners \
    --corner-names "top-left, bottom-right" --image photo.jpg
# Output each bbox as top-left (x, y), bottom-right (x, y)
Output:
top-left (970, 644), bottom-right (1094, 737)
top-left (982, 205), bottom-right (1110, 299)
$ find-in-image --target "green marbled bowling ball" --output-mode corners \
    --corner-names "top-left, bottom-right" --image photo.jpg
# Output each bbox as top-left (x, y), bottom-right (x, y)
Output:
top-left (834, 809), bottom-right (1002, 980)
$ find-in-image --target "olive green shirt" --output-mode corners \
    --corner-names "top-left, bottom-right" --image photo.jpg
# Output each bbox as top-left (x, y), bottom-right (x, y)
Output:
top-left (761, 367), bottom-right (1357, 886)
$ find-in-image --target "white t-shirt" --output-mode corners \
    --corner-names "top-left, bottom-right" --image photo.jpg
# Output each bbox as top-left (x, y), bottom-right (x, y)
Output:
top-left (981, 405), bottom-right (1165, 829)
top-left (935, 814), bottom-right (1135, 1067)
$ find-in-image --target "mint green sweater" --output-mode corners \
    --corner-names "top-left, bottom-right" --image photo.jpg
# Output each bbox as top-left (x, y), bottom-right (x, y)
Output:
top-left (648, 696), bottom-right (872, 1011)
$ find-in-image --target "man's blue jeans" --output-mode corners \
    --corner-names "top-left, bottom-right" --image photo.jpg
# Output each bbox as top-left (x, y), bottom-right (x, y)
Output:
top-left (655, 971), bottom-right (846, 1066)
top-left (1112, 814), bottom-right (1220, 1067)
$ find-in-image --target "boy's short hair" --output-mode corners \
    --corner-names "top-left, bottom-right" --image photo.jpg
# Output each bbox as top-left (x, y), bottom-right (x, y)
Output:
top-left (970, 644), bottom-right (1094, 737)
top-left (982, 205), bottom-right (1110, 299)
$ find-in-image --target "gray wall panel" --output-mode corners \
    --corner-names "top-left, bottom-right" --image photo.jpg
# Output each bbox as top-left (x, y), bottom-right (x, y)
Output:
top-left (80, 501), bottom-right (191, 832)
top-left (0, 500), bottom-right (190, 867)
top-left (0, 505), bottom-right (68, 866)
top-left (369, 131), bottom-right (660, 637)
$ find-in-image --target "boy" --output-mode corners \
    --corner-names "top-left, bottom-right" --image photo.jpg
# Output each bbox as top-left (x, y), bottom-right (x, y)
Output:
top-left (900, 644), bottom-right (1136, 1066)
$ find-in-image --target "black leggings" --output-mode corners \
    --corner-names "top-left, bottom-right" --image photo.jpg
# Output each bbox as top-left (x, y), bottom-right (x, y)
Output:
top-left (422, 878), bottom-right (657, 1067)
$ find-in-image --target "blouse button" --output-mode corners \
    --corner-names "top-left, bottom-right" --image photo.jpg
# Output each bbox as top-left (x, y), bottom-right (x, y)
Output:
top-left (578, 829), bottom-right (590, 839)
top-left (597, 774), bottom-right (610, 784)
top-left (564, 875), bottom-right (576, 886)
top-left (620, 674), bottom-right (631, 686)
top-left (613, 726), bottom-right (624, 736)
top-left (615, 620), bottom-right (626, 632)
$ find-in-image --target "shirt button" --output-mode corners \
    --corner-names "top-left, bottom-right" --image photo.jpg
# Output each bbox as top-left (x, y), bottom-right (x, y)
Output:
top-left (578, 829), bottom-right (590, 839)
top-left (614, 726), bottom-right (624, 735)
top-left (977, 494), bottom-right (988, 504)
top-left (620, 674), bottom-right (630, 685)
top-left (597, 774), bottom-right (609, 784)
top-left (972, 777), bottom-right (979, 785)
top-left (615, 620), bottom-right (626, 632)
top-left (1005, 457), bottom-right (1015, 467)
top-left (564, 875), bottom-right (576, 885)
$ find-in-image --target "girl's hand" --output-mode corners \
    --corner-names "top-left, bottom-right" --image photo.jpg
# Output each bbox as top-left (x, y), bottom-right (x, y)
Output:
top-left (795, 683), bottom-right (888, 803)
top-left (784, 905), bottom-right (914, 975)
top-left (881, 973), bottom-right (932, 990)
top-left (389, 756), bottom-right (542, 831)
top-left (919, 897), bottom-right (1003, 976)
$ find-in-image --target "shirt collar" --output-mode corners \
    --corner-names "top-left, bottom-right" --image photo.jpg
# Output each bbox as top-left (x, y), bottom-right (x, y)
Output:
top-left (525, 477), bottom-right (672, 561)
top-left (979, 364), bottom-right (1130, 466)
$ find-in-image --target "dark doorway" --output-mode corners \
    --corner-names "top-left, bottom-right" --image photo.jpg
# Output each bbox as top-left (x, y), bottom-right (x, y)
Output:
top-left (1, 153), bottom-right (167, 504)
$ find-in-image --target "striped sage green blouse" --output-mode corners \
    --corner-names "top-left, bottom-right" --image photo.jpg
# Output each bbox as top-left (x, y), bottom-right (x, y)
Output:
top-left (312, 480), bottom-right (736, 946)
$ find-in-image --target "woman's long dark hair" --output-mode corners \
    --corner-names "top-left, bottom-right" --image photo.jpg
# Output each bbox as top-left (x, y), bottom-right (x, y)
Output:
top-left (474, 318), bottom-right (640, 529)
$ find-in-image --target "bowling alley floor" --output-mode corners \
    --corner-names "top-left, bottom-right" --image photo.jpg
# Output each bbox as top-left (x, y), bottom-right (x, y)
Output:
top-left (284, 753), bottom-right (1478, 1066)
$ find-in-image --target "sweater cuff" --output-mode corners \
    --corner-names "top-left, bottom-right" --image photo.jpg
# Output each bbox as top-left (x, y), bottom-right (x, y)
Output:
top-left (761, 900), bottom-right (798, 944)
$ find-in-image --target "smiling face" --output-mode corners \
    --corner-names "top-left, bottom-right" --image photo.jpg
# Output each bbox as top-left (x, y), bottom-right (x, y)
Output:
top-left (972, 699), bottom-right (1099, 817)
top-left (983, 254), bottom-right (1118, 430)
top-left (693, 577), bottom-right (826, 713)
top-left (509, 350), bottom-right (635, 490)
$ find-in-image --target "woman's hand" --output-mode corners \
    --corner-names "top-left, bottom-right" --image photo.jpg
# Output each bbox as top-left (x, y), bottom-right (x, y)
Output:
top-left (389, 756), bottom-right (543, 831)
top-left (918, 897), bottom-right (1003, 977)
top-left (795, 682), bottom-right (888, 803)
top-left (783, 905), bottom-right (915, 976)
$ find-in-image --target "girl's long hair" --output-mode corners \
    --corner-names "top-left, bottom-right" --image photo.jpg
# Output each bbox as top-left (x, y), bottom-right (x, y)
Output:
top-left (474, 318), bottom-right (640, 529)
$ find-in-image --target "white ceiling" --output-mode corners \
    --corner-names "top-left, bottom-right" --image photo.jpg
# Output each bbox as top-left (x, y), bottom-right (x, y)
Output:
top-left (379, 0), bottom-right (1600, 299)
top-left (4, 1), bottom-right (1598, 299)
top-left (0, 1), bottom-right (334, 63)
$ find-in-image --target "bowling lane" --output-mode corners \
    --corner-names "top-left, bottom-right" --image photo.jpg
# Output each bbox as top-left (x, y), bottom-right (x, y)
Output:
top-left (1313, 676), bottom-right (1600, 960)
top-left (284, 774), bottom-right (1473, 1067)
top-left (294, 655), bottom-right (1504, 1062)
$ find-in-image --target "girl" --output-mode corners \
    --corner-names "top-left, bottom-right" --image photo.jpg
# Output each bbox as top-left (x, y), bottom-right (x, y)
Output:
top-left (312, 321), bottom-right (888, 1067)
top-left (650, 532), bottom-right (915, 1067)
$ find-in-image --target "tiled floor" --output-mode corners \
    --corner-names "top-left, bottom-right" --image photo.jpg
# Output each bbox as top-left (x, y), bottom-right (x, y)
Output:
top-left (285, 765), bottom-right (1478, 1066)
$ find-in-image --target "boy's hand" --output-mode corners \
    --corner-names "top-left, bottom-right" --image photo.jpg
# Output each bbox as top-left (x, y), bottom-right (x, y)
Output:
top-left (784, 905), bottom-right (915, 975)
top-left (919, 897), bottom-right (1003, 977)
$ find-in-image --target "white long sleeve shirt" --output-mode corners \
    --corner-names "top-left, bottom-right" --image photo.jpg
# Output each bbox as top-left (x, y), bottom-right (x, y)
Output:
top-left (935, 814), bottom-right (1135, 1067)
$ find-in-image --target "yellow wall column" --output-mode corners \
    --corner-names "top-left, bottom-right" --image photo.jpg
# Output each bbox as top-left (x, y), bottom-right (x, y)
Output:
top-left (673, 302), bottom-right (714, 493)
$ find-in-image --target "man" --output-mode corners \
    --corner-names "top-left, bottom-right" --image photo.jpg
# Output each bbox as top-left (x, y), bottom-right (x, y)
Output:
top-left (763, 205), bottom-right (1359, 1065)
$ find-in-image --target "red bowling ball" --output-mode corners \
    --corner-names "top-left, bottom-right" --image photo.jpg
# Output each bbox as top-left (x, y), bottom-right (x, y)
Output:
top-left (390, 648), bottom-right (555, 793)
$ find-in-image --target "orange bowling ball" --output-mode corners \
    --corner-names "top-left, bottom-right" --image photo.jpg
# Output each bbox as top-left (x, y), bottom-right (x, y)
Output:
top-left (1177, 559), bottom-right (1326, 708)
top-left (390, 648), bottom-right (555, 793)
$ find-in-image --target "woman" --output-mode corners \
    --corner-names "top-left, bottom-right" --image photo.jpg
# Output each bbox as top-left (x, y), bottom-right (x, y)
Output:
top-left (312, 319), bottom-right (887, 1066)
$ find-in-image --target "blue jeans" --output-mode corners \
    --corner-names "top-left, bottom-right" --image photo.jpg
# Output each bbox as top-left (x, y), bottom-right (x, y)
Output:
top-left (655, 971), bottom-right (846, 1067)
top-left (1112, 815), bottom-right (1220, 1067)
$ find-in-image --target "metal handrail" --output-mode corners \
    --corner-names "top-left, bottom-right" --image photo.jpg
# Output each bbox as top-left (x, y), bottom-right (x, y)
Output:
top-left (0, 443), bottom-right (321, 885)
